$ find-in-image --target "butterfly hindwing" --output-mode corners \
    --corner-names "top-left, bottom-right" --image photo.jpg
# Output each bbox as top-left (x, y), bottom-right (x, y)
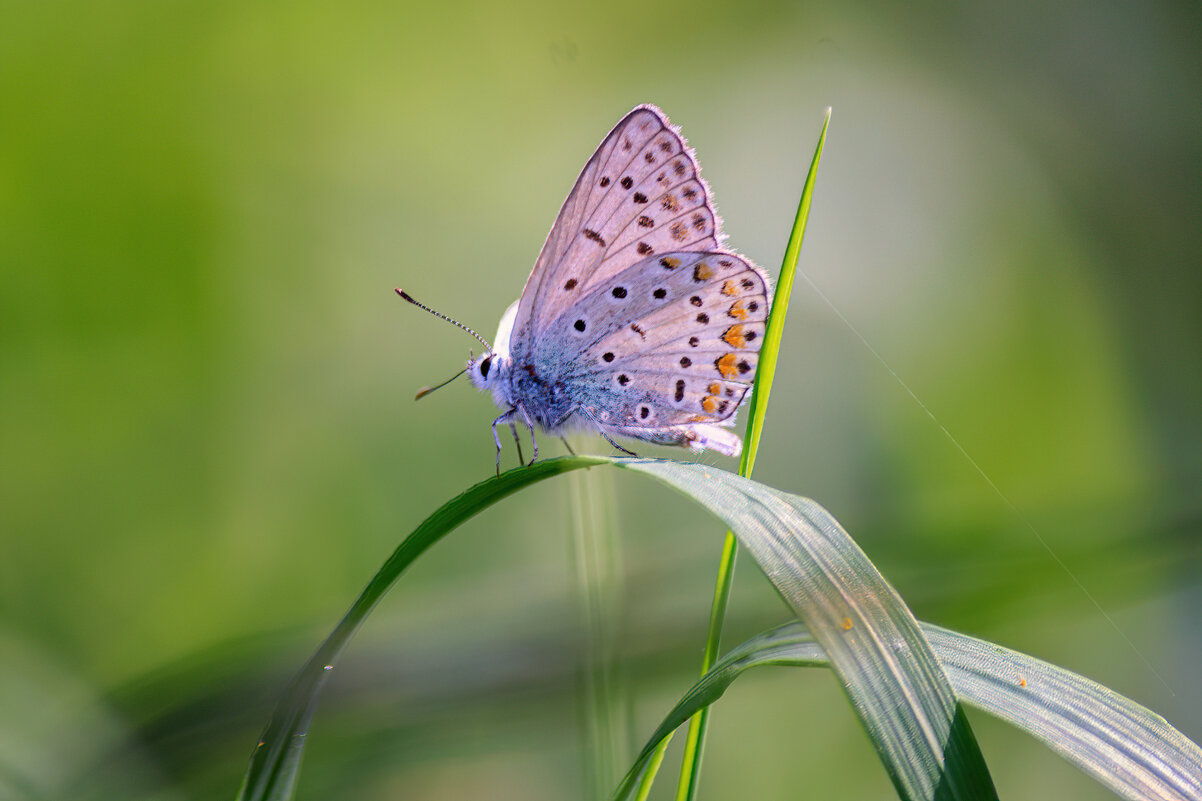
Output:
top-left (534, 251), bottom-right (768, 430)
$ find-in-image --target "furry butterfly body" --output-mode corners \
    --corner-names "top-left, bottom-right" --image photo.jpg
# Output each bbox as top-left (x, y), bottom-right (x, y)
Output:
top-left (453, 105), bottom-right (770, 466)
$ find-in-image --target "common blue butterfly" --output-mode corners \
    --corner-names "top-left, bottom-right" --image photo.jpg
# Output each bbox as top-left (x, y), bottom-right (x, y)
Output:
top-left (402, 105), bottom-right (769, 471)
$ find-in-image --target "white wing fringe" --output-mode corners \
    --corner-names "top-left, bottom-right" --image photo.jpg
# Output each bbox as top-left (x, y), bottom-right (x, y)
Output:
top-left (684, 424), bottom-right (743, 457)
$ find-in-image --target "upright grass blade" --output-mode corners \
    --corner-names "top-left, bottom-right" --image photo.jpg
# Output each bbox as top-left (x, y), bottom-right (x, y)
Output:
top-left (622, 621), bottom-right (1202, 801)
top-left (741, 106), bottom-right (832, 474)
top-left (671, 107), bottom-right (832, 801)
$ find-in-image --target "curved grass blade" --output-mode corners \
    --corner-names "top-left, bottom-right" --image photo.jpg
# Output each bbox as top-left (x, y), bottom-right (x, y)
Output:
top-left (237, 455), bottom-right (608, 801)
top-left (613, 459), bottom-right (996, 801)
top-left (674, 105), bottom-right (833, 801)
top-left (620, 621), bottom-right (1202, 801)
top-left (239, 456), bottom-right (991, 801)
top-left (929, 626), bottom-right (1202, 801)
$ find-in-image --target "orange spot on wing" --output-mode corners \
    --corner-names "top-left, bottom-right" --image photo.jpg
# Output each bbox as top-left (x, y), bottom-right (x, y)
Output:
top-left (693, 261), bottom-right (715, 281)
top-left (714, 353), bottom-right (738, 378)
top-left (722, 324), bottom-right (747, 348)
top-left (701, 395), bottom-right (718, 414)
top-left (721, 280), bottom-right (739, 296)
top-left (728, 300), bottom-right (748, 320)
top-left (841, 617), bottom-right (854, 631)
top-left (707, 382), bottom-right (721, 395)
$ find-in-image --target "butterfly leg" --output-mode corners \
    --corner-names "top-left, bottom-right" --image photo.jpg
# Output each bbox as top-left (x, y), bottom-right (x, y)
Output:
top-left (576, 406), bottom-right (637, 457)
top-left (559, 436), bottom-right (576, 456)
top-left (509, 422), bottom-right (525, 466)
top-left (491, 408), bottom-right (518, 476)
top-left (519, 406), bottom-right (538, 465)
top-left (598, 429), bottom-right (636, 457)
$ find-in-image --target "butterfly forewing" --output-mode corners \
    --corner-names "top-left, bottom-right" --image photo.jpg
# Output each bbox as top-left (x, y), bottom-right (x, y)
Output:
top-left (512, 106), bottom-right (722, 354)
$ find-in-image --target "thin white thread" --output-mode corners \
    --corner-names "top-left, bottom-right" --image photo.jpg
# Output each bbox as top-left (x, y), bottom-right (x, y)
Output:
top-left (799, 270), bottom-right (1174, 696)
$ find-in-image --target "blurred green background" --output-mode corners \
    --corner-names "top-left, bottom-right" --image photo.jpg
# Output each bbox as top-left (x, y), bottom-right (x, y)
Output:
top-left (2, 1), bottom-right (1200, 799)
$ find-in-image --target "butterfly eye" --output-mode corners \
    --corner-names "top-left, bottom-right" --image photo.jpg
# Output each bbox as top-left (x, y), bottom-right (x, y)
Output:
top-left (479, 356), bottom-right (492, 380)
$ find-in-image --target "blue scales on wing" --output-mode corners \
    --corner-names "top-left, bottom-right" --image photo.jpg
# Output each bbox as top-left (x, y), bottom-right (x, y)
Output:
top-left (532, 251), bottom-right (769, 434)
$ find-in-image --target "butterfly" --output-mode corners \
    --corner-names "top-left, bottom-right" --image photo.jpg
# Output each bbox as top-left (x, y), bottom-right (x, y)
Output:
top-left (401, 104), bottom-right (769, 471)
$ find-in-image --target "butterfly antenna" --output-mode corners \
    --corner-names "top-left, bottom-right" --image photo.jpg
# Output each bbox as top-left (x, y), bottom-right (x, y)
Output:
top-left (414, 367), bottom-right (467, 401)
top-left (396, 289), bottom-right (492, 351)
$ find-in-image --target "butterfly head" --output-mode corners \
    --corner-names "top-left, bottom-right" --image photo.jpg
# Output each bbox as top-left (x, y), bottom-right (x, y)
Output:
top-left (466, 351), bottom-right (498, 388)
top-left (467, 299), bottom-right (519, 393)
top-left (466, 347), bottom-right (517, 412)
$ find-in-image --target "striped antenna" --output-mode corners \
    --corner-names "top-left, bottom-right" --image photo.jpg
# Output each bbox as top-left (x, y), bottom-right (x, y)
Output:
top-left (396, 289), bottom-right (492, 352)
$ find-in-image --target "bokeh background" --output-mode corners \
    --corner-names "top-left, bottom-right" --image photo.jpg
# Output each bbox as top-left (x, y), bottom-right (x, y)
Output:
top-left (2, 1), bottom-right (1200, 799)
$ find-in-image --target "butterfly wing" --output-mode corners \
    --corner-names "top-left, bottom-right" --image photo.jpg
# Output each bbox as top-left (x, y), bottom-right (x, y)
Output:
top-left (508, 105), bottom-right (723, 363)
top-left (535, 251), bottom-right (769, 451)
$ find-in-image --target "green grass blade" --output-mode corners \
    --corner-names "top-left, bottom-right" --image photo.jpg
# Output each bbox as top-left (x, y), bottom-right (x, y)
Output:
top-left (236, 455), bottom-right (608, 801)
top-left (925, 626), bottom-right (1202, 801)
top-left (673, 107), bottom-right (832, 801)
top-left (671, 529), bottom-right (737, 801)
top-left (613, 459), bottom-right (996, 801)
top-left (742, 105), bottom-right (830, 475)
top-left (623, 621), bottom-right (1202, 801)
